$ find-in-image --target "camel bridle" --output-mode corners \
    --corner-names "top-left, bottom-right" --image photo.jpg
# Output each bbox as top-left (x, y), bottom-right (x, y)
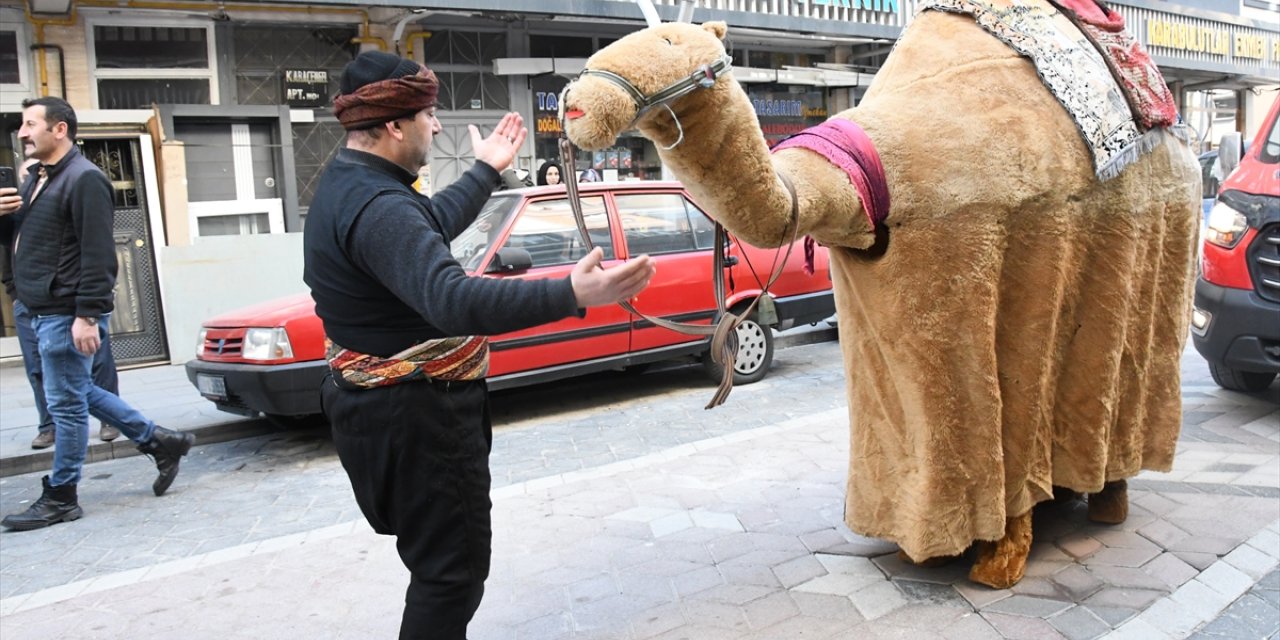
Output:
top-left (557, 135), bottom-right (799, 410)
top-left (562, 54), bottom-right (733, 150)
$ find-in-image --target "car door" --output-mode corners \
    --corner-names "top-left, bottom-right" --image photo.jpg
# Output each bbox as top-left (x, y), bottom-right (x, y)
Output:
top-left (481, 194), bottom-right (632, 376)
top-left (614, 190), bottom-right (723, 352)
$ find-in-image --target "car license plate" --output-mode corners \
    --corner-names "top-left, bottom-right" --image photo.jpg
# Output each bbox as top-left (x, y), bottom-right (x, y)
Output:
top-left (196, 374), bottom-right (227, 399)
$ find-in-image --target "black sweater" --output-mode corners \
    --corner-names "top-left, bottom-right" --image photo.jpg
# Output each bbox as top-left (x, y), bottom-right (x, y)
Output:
top-left (0, 147), bottom-right (116, 317)
top-left (303, 148), bottom-right (581, 357)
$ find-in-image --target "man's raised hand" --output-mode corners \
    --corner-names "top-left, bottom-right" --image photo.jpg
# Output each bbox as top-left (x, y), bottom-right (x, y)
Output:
top-left (570, 247), bottom-right (656, 308)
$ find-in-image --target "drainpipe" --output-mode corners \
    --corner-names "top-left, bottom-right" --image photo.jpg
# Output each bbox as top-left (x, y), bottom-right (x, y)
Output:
top-left (351, 12), bottom-right (386, 51)
top-left (390, 9), bottom-right (432, 58)
top-left (29, 44), bottom-right (67, 98)
top-left (405, 32), bottom-right (431, 60)
top-left (24, 5), bottom-right (78, 97)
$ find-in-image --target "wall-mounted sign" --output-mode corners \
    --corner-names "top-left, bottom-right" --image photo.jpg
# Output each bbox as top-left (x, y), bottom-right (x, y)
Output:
top-left (1144, 17), bottom-right (1280, 64)
top-left (1146, 21), bottom-right (1231, 56)
top-left (283, 69), bottom-right (328, 108)
top-left (800, 0), bottom-right (900, 13)
top-left (531, 74), bottom-right (570, 138)
top-left (749, 87), bottom-right (828, 145)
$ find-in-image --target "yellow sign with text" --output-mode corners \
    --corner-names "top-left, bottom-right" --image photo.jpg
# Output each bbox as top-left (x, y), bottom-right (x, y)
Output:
top-left (1234, 34), bottom-right (1267, 60)
top-left (1147, 20), bottom-right (1231, 56)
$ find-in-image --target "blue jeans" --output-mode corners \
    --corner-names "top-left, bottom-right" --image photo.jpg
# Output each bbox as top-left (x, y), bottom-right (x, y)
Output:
top-left (14, 300), bottom-right (119, 435)
top-left (33, 314), bottom-right (156, 487)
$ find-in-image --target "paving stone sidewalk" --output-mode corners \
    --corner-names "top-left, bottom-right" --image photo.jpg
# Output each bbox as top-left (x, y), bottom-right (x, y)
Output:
top-left (1, 403), bottom-right (1277, 639)
top-left (0, 340), bottom-right (1275, 639)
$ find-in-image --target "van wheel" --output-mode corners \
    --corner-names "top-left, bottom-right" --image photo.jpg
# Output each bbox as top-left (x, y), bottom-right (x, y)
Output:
top-left (702, 308), bottom-right (774, 385)
top-left (1207, 362), bottom-right (1277, 392)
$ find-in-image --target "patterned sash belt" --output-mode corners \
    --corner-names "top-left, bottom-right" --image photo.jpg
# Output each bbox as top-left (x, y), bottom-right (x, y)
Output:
top-left (325, 335), bottom-right (490, 390)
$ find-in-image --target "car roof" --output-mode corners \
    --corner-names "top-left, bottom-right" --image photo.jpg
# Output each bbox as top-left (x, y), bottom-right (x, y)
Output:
top-left (500, 181), bottom-right (687, 197)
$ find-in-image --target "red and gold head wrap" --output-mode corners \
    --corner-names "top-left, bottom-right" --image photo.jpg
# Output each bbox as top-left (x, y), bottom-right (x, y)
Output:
top-left (333, 51), bottom-right (439, 131)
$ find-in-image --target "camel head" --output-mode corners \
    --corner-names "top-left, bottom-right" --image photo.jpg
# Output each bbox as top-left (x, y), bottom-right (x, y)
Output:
top-left (562, 21), bottom-right (729, 150)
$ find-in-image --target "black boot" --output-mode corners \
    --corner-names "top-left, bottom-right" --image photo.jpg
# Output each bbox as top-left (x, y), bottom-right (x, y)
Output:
top-left (138, 426), bottom-right (195, 497)
top-left (1, 476), bottom-right (83, 531)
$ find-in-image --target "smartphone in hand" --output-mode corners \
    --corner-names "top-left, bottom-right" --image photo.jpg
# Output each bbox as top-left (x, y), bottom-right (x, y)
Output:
top-left (0, 166), bottom-right (17, 191)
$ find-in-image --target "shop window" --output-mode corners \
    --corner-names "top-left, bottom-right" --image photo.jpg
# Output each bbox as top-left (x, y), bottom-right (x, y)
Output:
top-left (0, 31), bottom-right (19, 84)
top-left (0, 19), bottom-right (31, 112)
top-left (95, 26), bottom-right (208, 68)
top-left (746, 49), bottom-right (826, 69)
top-left (98, 79), bottom-right (210, 108)
top-left (90, 22), bottom-right (216, 108)
top-left (292, 120), bottom-right (347, 214)
top-left (232, 26), bottom-right (356, 106)
top-left (436, 71), bottom-right (509, 111)
top-left (421, 30), bottom-right (507, 111)
top-left (529, 35), bottom-right (593, 58)
top-left (197, 212), bottom-right (270, 236)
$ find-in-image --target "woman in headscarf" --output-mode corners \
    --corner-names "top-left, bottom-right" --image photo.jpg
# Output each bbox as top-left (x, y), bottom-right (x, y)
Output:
top-left (535, 160), bottom-right (562, 186)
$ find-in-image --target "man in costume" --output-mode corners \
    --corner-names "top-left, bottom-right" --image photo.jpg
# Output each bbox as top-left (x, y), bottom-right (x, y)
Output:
top-left (302, 51), bottom-right (655, 638)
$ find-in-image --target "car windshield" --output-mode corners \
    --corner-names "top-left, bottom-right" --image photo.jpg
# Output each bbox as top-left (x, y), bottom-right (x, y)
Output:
top-left (1260, 110), bottom-right (1280, 164)
top-left (450, 194), bottom-right (520, 272)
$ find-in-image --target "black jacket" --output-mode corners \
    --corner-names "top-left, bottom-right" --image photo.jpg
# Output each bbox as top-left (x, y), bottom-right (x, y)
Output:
top-left (303, 148), bottom-right (580, 357)
top-left (0, 147), bottom-right (116, 318)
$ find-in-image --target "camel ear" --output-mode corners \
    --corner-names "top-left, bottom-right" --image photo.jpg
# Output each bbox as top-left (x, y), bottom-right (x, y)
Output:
top-left (702, 21), bottom-right (727, 41)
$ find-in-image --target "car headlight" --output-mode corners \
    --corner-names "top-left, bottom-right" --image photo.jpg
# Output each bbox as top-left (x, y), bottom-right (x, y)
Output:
top-left (241, 327), bottom-right (295, 360)
top-left (1204, 201), bottom-right (1249, 249)
top-left (196, 329), bottom-right (207, 356)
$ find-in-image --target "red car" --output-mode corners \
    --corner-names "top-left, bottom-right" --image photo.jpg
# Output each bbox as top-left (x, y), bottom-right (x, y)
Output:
top-left (185, 181), bottom-right (835, 422)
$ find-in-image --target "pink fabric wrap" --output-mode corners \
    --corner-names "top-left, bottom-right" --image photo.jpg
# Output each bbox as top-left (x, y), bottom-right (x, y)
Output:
top-left (772, 118), bottom-right (891, 231)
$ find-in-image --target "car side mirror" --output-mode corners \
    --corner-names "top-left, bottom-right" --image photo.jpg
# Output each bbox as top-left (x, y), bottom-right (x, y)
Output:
top-left (1218, 132), bottom-right (1242, 176)
top-left (485, 247), bottom-right (534, 274)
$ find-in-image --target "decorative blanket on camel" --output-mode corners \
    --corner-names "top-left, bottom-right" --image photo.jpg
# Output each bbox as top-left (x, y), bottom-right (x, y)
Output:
top-left (920, 0), bottom-right (1179, 180)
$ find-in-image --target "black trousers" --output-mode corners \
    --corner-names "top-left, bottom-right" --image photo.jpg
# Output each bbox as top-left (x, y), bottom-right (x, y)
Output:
top-left (322, 374), bottom-right (493, 640)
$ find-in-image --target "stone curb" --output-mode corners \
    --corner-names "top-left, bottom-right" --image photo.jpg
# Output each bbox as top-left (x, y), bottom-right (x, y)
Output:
top-left (0, 417), bottom-right (278, 479)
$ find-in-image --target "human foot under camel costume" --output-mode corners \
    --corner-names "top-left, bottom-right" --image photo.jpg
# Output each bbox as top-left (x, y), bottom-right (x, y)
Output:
top-left (563, 0), bottom-right (1199, 588)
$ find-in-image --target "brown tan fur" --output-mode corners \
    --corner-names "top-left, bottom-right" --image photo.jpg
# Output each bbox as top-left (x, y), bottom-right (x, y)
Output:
top-left (564, 13), bottom-right (1199, 587)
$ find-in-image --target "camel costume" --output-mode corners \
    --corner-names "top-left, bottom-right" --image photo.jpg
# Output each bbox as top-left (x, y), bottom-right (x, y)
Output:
top-left (563, 0), bottom-right (1199, 588)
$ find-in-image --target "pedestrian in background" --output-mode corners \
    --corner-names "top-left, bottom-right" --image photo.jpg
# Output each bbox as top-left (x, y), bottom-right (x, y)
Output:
top-left (2, 158), bottom-right (121, 449)
top-left (535, 159), bottom-right (563, 186)
top-left (0, 97), bottom-right (195, 532)
top-left (303, 51), bottom-right (654, 639)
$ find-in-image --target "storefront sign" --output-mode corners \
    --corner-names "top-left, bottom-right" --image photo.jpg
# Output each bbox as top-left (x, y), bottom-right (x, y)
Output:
top-left (1144, 17), bottom-right (1279, 64)
top-left (801, 0), bottom-right (900, 13)
top-left (749, 87), bottom-right (828, 144)
top-left (531, 75), bottom-right (569, 138)
top-left (1234, 33), bottom-right (1267, 60)
top-left (1146, 21), bottom-right (1231, 56)
top-left (282, 69), bottom-right (328, 108)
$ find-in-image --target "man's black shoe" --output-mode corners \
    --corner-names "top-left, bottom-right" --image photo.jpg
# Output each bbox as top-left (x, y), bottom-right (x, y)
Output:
top-left (138, 426), bottom-right (195, 497)
top-left (1, 476), bottom-right (83, 531)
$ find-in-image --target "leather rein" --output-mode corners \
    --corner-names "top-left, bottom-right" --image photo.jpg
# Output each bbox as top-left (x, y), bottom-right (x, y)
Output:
top-left (557, 55), bottom-right (800, 407)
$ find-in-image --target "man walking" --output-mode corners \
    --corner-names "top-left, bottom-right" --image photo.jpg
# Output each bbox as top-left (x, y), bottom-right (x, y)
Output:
top-left (0, 97), bottom-right (195, 531)
top-left (303, 51), bottom-right (654, 638)
top-left (4, 183), bottom-right (121, 450)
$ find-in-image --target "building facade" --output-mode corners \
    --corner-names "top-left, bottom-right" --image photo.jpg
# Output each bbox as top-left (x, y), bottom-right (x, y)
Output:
top-left (0, 0), bottom-right (1276, 365)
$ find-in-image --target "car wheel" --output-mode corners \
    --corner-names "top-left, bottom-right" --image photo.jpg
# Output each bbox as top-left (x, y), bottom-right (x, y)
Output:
top-left (1207, 362), bottom-right (1277, 392)
top-left (702, 308), bottom-right (774, 385)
